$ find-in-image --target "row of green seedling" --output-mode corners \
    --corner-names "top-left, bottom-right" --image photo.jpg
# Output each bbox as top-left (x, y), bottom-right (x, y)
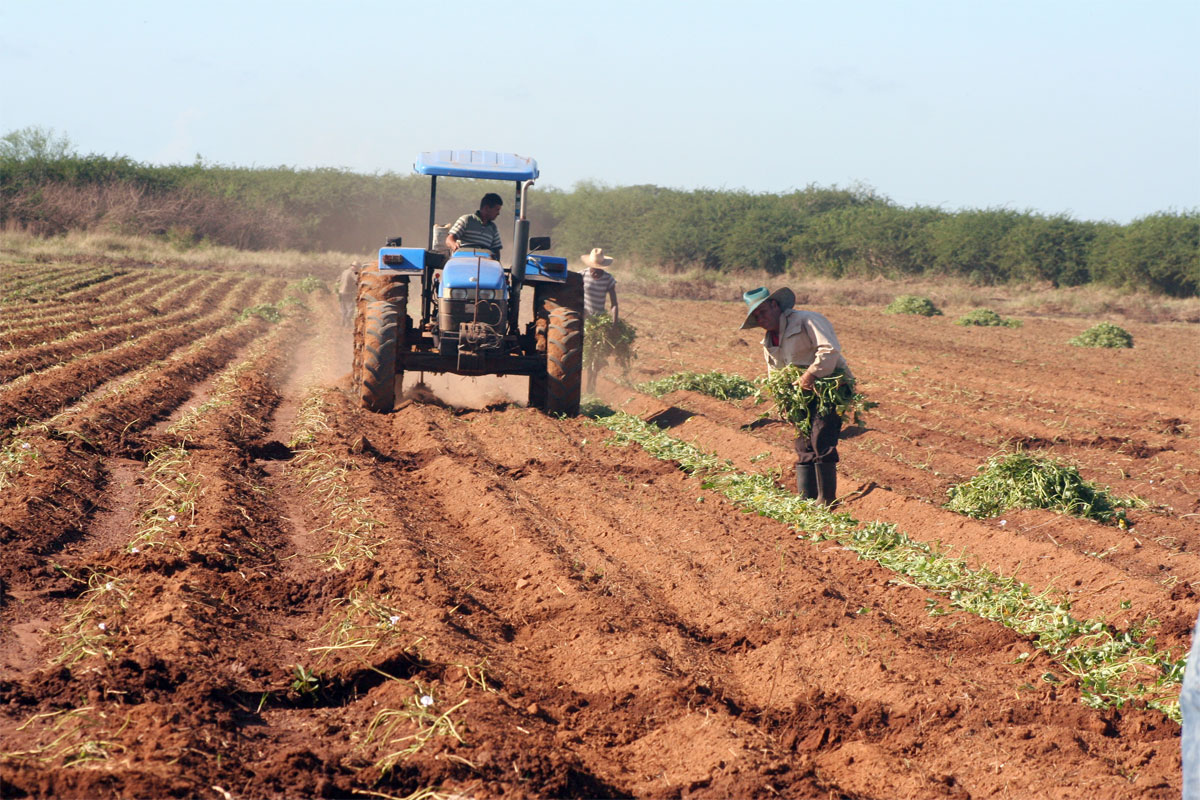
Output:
top-left (166, 316), bottom-right (296, 441)
top-left (306, 586), bottom-right (490, 779)
top-left (0, 271), bottom-right (204, 339)
top-left (53, 313), bottom-right (293, 663)
top-left (287, 388), bottom-right (388, 570)
top-left (125, 310), bottom-right (303, 551)
top-left (283, 365), bottom-right (480, 782)
top-left (590, 411), bottom-right (1184, 720)
top-left (1, 704), bottom-right (131, 767)
top-left (36, 312), bottom-right (269, 435)
top-left (0, 276), bottom-right (222, 380)
top-left (0, 274), bottom-right (268, 408)
top-left (46, 443), bottom-right (200, 666)
top-left (1, 265), bottom-right (120, 303)
top-left (643, 370), bottom-right (1139, 526)
top-left (2, 567), bottom-right (136, 765)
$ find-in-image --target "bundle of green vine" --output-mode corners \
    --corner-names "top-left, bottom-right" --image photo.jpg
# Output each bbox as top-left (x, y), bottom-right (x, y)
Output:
top-left (945, 450), bottom-right (1142, 524)
top-left (759, 364), bottom-right (868, 436)
top-left (583, 313), bottom-right (637, 373)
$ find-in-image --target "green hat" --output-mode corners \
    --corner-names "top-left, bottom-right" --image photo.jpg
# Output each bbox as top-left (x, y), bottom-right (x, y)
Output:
top-left (739, 286), bottom-right (795, 330)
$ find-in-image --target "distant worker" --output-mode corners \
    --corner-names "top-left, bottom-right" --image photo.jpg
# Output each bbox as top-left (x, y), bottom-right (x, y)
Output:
top-left (582, 248), bottom-right (619, 322)
top-left (582, 248), bottom-right (620, 394)
top-left (337, 262), bottom-right (361, 328)
top-left (739, 286), bottom-right (853, 507)
top-left (446, 192), bottom-right (504, 261)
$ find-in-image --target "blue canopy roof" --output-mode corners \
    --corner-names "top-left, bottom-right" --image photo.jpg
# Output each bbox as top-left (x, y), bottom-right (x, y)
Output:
top-left (414, 150), bottom-right (539, 181)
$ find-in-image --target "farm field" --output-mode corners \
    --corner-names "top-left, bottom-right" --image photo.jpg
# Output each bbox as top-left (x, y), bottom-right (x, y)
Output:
top-left (0, 261), bottom-right (1196, 799)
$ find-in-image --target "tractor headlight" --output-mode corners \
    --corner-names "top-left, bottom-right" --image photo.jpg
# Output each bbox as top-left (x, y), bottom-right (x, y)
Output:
top-left (477, 289), bottom-right (495, 300)
top-left (450, 288), bottom-right (467, 299)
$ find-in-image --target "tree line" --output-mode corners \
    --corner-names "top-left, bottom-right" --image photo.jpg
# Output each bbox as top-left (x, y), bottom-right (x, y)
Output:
top-left (2, 127), bottom-right (1195, 296)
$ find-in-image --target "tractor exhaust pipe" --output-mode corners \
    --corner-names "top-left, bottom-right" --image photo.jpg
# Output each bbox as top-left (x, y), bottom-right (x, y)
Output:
top-left (509, 179), bottom-right (534, 333)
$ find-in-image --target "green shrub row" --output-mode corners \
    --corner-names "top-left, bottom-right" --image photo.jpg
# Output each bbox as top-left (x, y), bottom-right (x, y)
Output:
top-left (3, 127), bottom-right (1196, 296)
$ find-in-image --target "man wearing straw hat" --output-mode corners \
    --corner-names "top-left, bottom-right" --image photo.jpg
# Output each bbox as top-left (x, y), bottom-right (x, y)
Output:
top-left (740, 286), bottom-right (853, 506)
top-left (582, 248), bottom-right (620, 394)
top-left (581, 247), bottom-right (619, 322)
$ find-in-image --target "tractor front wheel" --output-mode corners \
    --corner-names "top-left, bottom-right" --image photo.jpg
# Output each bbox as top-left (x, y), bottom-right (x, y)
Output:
top-left (359, 301), bottom-right (398, 412)
top-left (531, 305), bottom-right (582, 416)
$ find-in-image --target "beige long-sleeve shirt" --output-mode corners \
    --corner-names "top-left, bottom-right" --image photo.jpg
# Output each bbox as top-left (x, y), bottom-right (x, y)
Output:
top-left (337, 267), bottom-right (357, 295)
top-left (762, 308), bottom-right (853, 380)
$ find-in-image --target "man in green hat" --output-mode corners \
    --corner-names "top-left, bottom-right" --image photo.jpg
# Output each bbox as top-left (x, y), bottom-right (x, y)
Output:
top-left (740, 286), bottom-right (854, 506)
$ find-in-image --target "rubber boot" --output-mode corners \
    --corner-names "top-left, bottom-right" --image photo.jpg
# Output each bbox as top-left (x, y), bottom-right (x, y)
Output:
top-left (795, 465), bottom-right (819, 500)
top-left (815, 463), bottom-right (838, 507)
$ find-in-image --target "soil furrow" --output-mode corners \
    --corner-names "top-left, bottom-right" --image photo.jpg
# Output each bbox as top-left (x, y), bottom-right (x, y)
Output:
top-left (271, 394), bottom-right (1176, 798)
top-left (0, 276), bottom-right (228, 382)
top-left (0, 276), bottom-right (264, 432)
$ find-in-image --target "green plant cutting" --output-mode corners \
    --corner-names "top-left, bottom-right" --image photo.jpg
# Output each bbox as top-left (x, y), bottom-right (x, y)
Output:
top-left (946, 450), bottom-right (1143, 524)
top-left (956, 308), bottom-right (1021, 327)
top-left (1069, 322), bottom-right (1133, 348)
top-left (238, 303), bottom-right (283, 323)
top-left (583, 313), bottom-right (637, 373)
top-left (638, 370), bottom-right (758, 401)
top-left (758, 364), bottom-right (869, 436)
top-left (884, 295), bottom-right (942, 316)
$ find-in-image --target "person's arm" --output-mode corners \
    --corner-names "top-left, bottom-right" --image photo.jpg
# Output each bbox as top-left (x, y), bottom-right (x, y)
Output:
top-left (446, 215), bottom-right (468, 252)
top-left (798, 316), bottom-right (842, 389)
top-left (607, 281), bottom-right (619, 323)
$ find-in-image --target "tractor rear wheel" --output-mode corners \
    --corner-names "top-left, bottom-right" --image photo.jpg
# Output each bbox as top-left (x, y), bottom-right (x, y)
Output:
top-left (353, 268), bottom-right (408, 409)
top-left (535, 305), bottom-right (582, 416)
top-left (357, 266), bottom-right (409, 305)
top-left (359, 301), bottom-right (398, 412)
top-left (537, 271), bottom-right (584, 314)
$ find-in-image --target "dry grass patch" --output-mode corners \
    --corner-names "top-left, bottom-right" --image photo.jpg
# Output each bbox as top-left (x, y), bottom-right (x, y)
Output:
top-left (614, 262), bottom-right (1200, 324)
top-left (0, 228), bottom-right (367, 281)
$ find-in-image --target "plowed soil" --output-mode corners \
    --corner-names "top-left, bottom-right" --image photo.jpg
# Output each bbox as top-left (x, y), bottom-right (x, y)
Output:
top-left (0, 264), bottom-right (1196, 799)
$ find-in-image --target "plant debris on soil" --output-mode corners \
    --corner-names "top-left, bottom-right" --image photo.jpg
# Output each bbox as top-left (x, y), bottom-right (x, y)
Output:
top-left (884, 294), bottom-right (942, 316)
top-left (639, 369), bottom-right (758, 401)
top-left (956, 308), bottom-right (1022, 327)
top-left (946, 450), bottom-right (1143, 525)
top-left (1069, 321), bottom-right (1135, 348)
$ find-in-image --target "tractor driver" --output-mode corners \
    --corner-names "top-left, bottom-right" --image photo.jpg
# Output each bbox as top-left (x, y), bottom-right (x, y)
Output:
top-left (446, 192), bottom-right (504, 261)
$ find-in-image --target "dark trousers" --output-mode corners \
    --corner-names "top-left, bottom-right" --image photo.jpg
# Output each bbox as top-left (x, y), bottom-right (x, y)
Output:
top-left (793, 406), bottom-right (841, 465)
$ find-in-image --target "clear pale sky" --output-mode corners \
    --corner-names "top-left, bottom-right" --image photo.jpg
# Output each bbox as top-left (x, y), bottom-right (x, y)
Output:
top-left (1, 0), bottom-right (1196, 223)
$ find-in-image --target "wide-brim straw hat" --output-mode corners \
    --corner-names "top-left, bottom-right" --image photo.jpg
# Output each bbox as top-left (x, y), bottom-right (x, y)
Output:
top-left (581, 247), bottom-right (613, 268)
top-left (739, 286), bottom-right (795, 330)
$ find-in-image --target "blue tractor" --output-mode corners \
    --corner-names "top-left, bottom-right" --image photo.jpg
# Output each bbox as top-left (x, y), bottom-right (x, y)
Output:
top-left (352, 150), bottom-right (584, 414)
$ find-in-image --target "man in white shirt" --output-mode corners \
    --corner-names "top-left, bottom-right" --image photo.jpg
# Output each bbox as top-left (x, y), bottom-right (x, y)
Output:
top-left (740, 286), bottom-right (853, 506)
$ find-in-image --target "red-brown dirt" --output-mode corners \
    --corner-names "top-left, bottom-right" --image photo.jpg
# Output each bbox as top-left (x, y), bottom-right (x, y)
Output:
top-left (0, 264), bottom-right (1195, 798)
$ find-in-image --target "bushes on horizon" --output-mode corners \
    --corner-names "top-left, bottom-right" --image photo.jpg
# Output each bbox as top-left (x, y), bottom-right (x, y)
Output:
top-left (1089, 212), bottom-right (1199, 297)
top-left (2, 132), bottom-right (1196, 296)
